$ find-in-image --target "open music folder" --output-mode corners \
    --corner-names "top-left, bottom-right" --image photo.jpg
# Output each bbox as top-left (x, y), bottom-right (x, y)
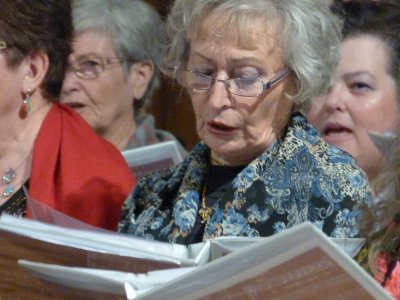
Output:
top-left (0, 215), bottom-right (392, 300)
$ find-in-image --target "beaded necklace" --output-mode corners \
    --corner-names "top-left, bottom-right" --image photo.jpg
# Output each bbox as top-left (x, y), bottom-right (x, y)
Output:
top-left (1, 151), bottom-right (32, 198)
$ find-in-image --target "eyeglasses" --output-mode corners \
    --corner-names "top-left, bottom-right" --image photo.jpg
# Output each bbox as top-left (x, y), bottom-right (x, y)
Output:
top-left (67, 55), bottom-right (127, 79)
top-left (176, 68), bottom-right (290, 97)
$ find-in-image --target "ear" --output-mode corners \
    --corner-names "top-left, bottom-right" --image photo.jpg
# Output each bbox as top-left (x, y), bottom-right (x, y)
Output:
top-left (22, 50), bottom-right (49, 93)
top-left (129, 60), bottom-right (154, 101)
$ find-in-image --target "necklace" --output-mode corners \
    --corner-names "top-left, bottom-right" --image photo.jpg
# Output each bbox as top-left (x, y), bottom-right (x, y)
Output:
top-left (198, 153), bottom-right (214, 223)
top-left (199, 184), bottom-right (212, 223)
top-left (199, 132), bottom-right (286, 223)
top-left (198, 153), bottom-right (227, 223)
top-left (210, 152), bottom-right (251, 167)
top-left (210, 154), bottom-right (226, 166)
top-left (2, 168), bottom-right (16, 197)
top-left (1, 151), bottom-right (32, 198)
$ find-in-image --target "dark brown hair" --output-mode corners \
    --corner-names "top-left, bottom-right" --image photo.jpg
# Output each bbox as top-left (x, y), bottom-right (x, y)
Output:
top-left (0, 0), bottom-right (72, 100)
top-left (332, 0), bottom-right (400, 84)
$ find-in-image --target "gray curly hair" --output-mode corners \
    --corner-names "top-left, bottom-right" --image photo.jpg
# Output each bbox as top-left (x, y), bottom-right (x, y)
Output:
top-left (161, 0), bottom-right (342, 111)
top-left (72, 0), bottom-right (163, 112)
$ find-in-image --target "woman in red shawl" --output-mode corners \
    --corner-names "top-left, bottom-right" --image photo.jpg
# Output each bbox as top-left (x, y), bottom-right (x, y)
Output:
top-left (0, 0), bottom-right (135, 230)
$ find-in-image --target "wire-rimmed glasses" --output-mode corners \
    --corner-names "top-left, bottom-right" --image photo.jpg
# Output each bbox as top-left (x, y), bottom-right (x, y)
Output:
top-left (175, 68), bottom-right (290, 97)
top-left (67, 55), bottom-right (128, 79)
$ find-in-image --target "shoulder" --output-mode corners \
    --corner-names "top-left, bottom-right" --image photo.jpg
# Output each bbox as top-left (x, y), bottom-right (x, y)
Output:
top-left (129, 115), bottom-right (187, 153)
top-left (282, 112), bottom-right (362, 166)
top-left (43, 103), bottom-right (135, 183)
top-left (276, 113), bottom-right (370, 194)
top-left (134, 142), bottom-right (208, 200)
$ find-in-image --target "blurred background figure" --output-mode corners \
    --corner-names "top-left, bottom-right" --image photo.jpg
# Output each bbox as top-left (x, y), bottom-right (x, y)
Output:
top-left (320, 2), bottom-right (400, 298)
top-left (61, 0), bottom-right (186, 154)
top-left (356, 129), bottom-right (400, 299)
top-left (119, 0), bottom-right (371, 243)
top-left (307, 0), bottom-right (400, 185)
top-left (0, 0), bottom-right (135, 230)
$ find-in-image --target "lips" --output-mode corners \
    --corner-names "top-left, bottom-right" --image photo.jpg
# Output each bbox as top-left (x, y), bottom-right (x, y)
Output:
top-left (322, 123), bottom-right (352, 143)
top-left (324, 126), bottom-right (351, 136)
top-left (207, 120), bottom-right (236, 135)
top-left (64, 102), bottom-right (85, 109)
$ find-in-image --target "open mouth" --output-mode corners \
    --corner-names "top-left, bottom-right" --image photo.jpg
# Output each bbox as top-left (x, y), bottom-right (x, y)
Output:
top-left (322, 125), bottom-right (352, 143)
top-left (208, 121), bottom-right (236, 133)
top-left (324, 127), bottom-right (351, 136)
top-left (66, 102), bottom-right (85, 109)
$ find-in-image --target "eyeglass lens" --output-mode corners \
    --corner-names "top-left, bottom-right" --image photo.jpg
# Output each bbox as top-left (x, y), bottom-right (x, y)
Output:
top-left (180, 69), bottom-right (288, 97)
top-left (69, 56), bottom-right (123, 79)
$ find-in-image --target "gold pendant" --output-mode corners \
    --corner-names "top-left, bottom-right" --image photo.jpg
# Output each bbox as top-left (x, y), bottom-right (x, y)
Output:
top-left (199, 207), bottom-right (212, 223)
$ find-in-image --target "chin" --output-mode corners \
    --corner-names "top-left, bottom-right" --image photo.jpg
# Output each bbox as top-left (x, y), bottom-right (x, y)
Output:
top-left (81, 115), bottom-right (98, 129)
top-left (204, 137), bottom-right (230, 150)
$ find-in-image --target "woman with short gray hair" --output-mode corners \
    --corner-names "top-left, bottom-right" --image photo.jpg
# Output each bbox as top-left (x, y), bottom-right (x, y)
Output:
top-left (61, 0), bottom-right (185, 151)
top-left (119, 0), bottom-right (371, 243)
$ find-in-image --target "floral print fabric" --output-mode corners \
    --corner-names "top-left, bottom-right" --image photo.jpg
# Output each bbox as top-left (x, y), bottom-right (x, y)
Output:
top-left (119, 113), bottom-right (371, 244)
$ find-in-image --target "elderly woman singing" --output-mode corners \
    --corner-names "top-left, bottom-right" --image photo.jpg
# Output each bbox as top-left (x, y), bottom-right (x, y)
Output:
top-left (119, 0), bottom-right (371, 243)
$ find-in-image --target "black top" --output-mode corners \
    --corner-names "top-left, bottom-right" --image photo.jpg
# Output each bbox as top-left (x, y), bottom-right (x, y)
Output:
top-left (187, 165), bottom-right (245, 244)
top-left (0, 182), bottom-right (29, 217)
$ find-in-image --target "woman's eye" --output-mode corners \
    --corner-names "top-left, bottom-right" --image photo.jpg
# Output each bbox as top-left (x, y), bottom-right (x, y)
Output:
top-left (234, 71), bottom-right (259, 79)
top-left (231, 66), bottom-right (259, 77)
top-left (350, 82), bottom-right (372, 92)
top-left (192, 71), bottom-right (211, 81)
top-left (80, 60), bottom-right (101, 68)
top-left (192, 69), bottom-right (213, 76)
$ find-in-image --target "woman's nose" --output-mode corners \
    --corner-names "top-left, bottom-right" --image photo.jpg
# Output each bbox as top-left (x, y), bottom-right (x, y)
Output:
top-left (324, 83), bottom-right (347, 112)
top-left (61, 70), bottom-right (80, 96)
top-left (207, 79), bottom-right (233, 109)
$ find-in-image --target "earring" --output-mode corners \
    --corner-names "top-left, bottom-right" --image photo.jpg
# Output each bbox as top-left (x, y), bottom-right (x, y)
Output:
top-left (22, 89), bottom-right (32, 112)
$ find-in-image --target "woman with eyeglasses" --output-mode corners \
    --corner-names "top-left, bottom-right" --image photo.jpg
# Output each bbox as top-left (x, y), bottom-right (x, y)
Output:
top-left (118, 0), bottom-right (372, 243)
top-left (0, 0), bottom-right (135, 230)
top-left (60, 0), bottom-right (186, 153)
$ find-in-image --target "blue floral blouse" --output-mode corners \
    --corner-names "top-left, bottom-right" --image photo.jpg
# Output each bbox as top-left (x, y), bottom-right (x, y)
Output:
top-left (119, 113), bottom-right (371, 244)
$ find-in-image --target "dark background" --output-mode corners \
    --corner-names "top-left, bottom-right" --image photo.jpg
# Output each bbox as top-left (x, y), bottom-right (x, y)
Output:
top-left (146, 0), bottom-right (199, 151)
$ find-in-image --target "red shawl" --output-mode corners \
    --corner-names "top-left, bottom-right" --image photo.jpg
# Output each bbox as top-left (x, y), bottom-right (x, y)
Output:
top-left (29, 104), bottom-right (136, 230)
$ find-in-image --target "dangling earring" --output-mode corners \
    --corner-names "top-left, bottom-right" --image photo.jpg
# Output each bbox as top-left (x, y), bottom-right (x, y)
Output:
top-left (22, 89), bottom-right (32, 113)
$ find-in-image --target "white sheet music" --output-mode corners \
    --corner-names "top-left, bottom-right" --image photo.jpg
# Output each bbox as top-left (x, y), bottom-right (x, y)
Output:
top-left (122, 141), bottom-right (184, 178)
